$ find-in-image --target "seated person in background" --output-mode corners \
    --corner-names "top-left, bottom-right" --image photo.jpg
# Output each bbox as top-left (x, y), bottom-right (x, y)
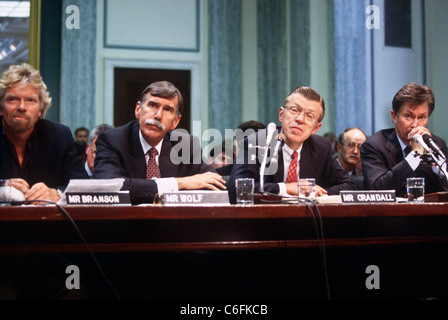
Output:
top-left (324, 131), bottom-right (338, 158)
top-left (361, 83), bottom-right (448, 197)
top-left (336, 127), bottom-right (367, 189)
top-left (0, 63), bottom-right (88, 202)
top-left (235, 120), bottom-right (266, 151)
top-left (228, 86), bottom-right (356, 203)
top-left (85, 123), bottom-right (113, 177)
top-left (94, 81), bottom-right (225, 204)
top-left (208, 140), bottom-right (234, 177)
top-left (74, 126), bottom-right (89, 143)
top-left (214, 120), bottom-right (267, 177)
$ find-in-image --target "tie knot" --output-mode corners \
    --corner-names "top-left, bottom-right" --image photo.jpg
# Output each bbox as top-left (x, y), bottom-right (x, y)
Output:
top-left (404, 146), bottom-right (412, 156)
top-left (149, 148), bottom-right (158, 158)
top-left (291, 151), bottom-right (298, 160)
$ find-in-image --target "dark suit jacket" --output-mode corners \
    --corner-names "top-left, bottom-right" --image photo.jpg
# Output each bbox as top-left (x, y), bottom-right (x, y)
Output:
top-left (227, 129), bottom-right (356, 203)
top-left (0, 118), bottom-right (88, 189)
top-left (93, 121), bottom-right (215, 204)
top-left (361, 128), bottom-right (448, 197)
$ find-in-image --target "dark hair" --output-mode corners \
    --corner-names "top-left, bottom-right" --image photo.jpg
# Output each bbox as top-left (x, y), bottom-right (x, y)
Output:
top-left (284, 86), bottom-right (325, 122)
top-left (338, 127), bottom-right (367, 145)
top-left (392, 83), bottom-right (435, 115)
top-left (75, 127), bottom-right (89, 135)
top-left (138, 81), bottom-right (183, 115)
top-left (237, 120), bottom-right (266, 132)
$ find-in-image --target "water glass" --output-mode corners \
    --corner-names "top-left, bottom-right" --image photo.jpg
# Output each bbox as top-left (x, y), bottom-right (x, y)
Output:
top-left (0, 179), bottom-right (11, 206)
top-left (236, 178), bottom-right (254, 205)
top-left (407, 177), bottom-right (425, 203)
top-left (298, 178), bottom-right (316, 198)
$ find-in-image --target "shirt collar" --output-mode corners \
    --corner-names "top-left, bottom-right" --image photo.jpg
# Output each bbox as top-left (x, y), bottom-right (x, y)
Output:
top-left (139, 130), bottom-right (163, 155)
top-left (396, 132), bottom-right (409, 154)
top-left (282, 143), bottom-right (303, 162)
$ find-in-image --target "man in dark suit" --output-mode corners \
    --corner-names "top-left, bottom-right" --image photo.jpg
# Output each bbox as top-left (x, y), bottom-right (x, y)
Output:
top-left (0, 63), bottom-right (88, 300)
top-left (94, 81), bottom-right (225, 204)
top-left (0, 63), bottom-right (88, 202)
top-left (228, 86), bottom-right (356, 203)
top-left (361, 83), bottom-right (448, 197)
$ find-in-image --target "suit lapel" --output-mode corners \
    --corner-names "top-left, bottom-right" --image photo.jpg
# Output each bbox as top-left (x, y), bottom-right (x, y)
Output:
top-left (387, 130), bottom-right (404, 163)
top-left (159, 132), bottom-right (177, 178)
top-left (129, 123), bottom-right (147, 178)
top-left (299, 141), bottom-right (313, 179)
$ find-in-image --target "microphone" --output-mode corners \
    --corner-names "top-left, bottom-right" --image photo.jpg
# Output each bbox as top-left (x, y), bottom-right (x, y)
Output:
top-left (423, 134), bottom-right (446, 160)
top-left (265, 122), bottom-right (277, 147)
top-left (413, 133), bottom-right (432, 154)
top-left (260, 122), bottom-right (278, 193)
top-left (270, 133), bottom-right (286, 164)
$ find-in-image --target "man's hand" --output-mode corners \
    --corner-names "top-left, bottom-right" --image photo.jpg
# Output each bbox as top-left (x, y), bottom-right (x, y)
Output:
top-left (10, 178), bottom-right (30, 195)
top-left (408, 126), bottom-right (431, 153)
top-left (285, 182), bottom-right (327, 197)
top-left (10, 179), bottom-right (60, 203)
top-left (176, 172), bottom-right (226, 191)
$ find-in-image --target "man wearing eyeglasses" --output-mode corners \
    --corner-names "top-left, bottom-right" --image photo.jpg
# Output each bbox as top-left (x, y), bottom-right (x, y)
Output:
top-left (337, 127), bottom-right (367, 176)
top-left (228, 86), bottom-right (356, 203)
top-left (361, 83), bottom-right (448, 197)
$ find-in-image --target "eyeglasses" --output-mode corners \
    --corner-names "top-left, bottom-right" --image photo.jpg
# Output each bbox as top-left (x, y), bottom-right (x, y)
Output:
top-left (283, 105), bottom-right (318, 123)
top-left (344, 142), bottom-right (363, 150)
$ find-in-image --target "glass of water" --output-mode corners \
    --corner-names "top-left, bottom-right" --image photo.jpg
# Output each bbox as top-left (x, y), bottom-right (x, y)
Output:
top-left (406, 177), bottom-right (425, 203)
top-left (236, 178), bottom-right (254, 205)
top-left (298, 178), bottom-right (316, 198)
top-left (0, 179), bottom-right (11, 206)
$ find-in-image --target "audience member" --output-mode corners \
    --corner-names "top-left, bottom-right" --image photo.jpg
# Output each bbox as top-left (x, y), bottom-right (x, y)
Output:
top-left (337, 127), bottom-right (367, 176)
top-left (361, 83), bottom-right (448, 197)
top-left (324, 131), bottom-right (338, 157)
top-left (337, 127), bottom-right (367, 189)
top-left (93, 81), bottom-right (225, 204)
top-left (228, 86), bottom-right (356, 203)
top-left (85, 123), bottom-right (113, 177)
top-left (74, 126), bottom-right (89, 143)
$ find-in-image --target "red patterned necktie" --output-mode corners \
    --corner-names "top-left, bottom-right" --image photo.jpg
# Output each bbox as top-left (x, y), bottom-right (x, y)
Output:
top-left (286, 151), bottom-right (298, 183)
top-left (146, 148), bottom-right (161, 179)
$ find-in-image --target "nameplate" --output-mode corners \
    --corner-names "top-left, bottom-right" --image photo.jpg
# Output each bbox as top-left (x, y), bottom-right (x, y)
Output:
top-left (162, 191), bottom-right (230, 206)
top-left (340, 190), bottom-right (396, 203)
top-left (65, 192), bottom-right (131, 205)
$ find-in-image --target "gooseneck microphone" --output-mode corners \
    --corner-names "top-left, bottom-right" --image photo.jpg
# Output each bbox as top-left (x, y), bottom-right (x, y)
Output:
top-left (413, 133), bottom-right (432, 154)
top-left (260, 122), bottom-right (277, 193)
top-left (423, 134), bottom-right (446, 160)
top-left (270, 133), bottom-right (286, 165)
top-left (413, 133), bottom-right (448, 187)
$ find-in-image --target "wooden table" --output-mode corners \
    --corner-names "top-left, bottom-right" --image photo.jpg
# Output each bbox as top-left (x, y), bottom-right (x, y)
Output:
top-left (1, 202), bottom-right (448, 254)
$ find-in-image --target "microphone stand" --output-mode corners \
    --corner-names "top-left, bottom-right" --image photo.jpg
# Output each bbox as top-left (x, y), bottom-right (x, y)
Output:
top-left (421, 151), bottom-right (448, 186)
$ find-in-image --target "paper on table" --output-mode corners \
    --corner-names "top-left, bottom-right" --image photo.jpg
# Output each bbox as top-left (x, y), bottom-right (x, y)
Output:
top-left (57, 178), bottom-right (125, 205)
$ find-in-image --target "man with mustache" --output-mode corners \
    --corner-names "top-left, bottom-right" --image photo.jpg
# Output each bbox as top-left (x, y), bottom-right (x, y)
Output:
top-left (227, 86), bottom-right (356, 203)
top-left (94, 81), bottom-right (225, 204)
top-left (337, 127), bottom-right (367, 175)
top-left (0, 63), bottom-right (88, 202)
top-left (361, 83), bottom-right (448, 197)
top-left (336, 127), bottom-right (367, 189)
